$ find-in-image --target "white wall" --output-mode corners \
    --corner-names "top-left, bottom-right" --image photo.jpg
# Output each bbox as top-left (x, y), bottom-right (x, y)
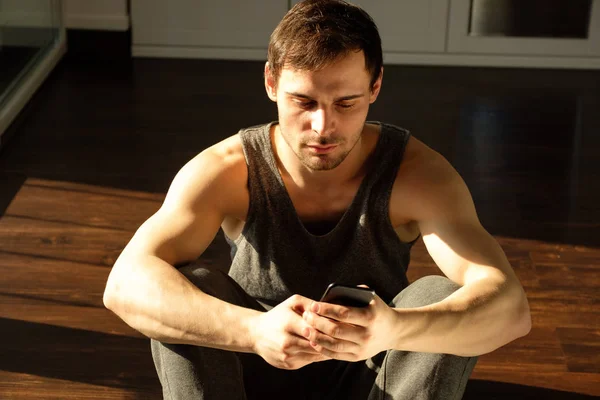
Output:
top-left (0, 0), bottom-right (54, 28)
top-left (0, 0), bottom-right (57, 46)
top-left (63, 0), bottom-right (129, 31)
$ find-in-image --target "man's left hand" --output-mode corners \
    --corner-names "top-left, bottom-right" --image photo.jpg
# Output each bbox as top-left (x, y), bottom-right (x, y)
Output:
top-left (301, 293), bottom-right (398, 361)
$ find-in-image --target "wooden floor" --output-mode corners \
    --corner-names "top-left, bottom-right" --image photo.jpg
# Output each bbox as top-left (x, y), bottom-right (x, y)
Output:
top-left (0, 53), bottom-right (599, 399)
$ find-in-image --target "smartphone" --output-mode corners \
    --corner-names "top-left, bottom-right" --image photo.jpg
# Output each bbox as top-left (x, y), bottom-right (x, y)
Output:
top-left (319, 283), bottom-right (375, 308)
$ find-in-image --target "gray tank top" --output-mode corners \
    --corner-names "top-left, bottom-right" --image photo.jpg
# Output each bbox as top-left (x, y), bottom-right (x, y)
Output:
top-left (225, 121), bottom-right (417, 307)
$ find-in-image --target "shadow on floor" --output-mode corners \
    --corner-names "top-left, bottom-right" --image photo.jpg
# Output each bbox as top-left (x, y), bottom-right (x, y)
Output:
top-left (1, 318), bottom-right (595, 398)
top-left (0, 317), bottom-right (160, 396)
top-left (464, 379), bottom-right (596, 399)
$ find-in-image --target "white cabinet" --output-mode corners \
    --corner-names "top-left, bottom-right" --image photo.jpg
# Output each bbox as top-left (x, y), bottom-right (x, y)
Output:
top-left (131, 0), bottom-right (600, 69)
top-left (447, 0), bottom-right (600, 57)
top-left (359, 0), bottom-right (449, 53)
top-left (131, 0), bottom-right (288, 59)
top-left (291, 0), bottom-right (449, 53)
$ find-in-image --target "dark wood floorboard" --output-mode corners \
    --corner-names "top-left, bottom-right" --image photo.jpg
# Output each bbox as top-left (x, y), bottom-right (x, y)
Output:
top-left (0, 54), bottom-right (598, 398)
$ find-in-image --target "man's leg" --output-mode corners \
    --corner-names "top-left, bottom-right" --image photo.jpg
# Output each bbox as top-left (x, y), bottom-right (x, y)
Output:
top-left (370, 275), bottom-right (478, 400)
top-left (150, 263), bottom-right (265, 400)
top-left (329, 275), bottom-right (478, 400)
top-left (150, 263), bottom-right (337, 400)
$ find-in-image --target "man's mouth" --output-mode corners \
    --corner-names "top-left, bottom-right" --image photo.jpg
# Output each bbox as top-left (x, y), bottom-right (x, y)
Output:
top-left (306, 144), bottom-right (338, 154)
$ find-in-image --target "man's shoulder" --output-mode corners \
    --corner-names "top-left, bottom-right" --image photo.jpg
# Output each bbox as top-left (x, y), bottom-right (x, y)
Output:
top-left (183, 120), bottom-right (271, 190)
top-left (397, 136), bottom-right (452, 183)
top-left (390, 136), bottom-right (464, 219)
top-left (168, 133), bottom-right (249, 216)
top-left (188, 134), bottom-right (247, 178)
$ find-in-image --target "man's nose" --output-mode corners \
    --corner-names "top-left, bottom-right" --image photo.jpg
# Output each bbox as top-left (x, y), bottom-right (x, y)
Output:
top-left (311, 108), bottom-right (334, 136)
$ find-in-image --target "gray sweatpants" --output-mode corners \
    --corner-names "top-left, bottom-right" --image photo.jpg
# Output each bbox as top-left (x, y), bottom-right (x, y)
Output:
top-left (151, 265), bottom-right (478, 399)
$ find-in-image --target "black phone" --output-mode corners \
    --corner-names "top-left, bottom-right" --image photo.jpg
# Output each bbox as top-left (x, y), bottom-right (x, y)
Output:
top-left (319, 283), bottom-right (375, 308)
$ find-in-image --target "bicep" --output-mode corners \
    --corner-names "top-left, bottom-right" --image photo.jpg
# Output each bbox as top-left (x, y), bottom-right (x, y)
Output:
top-left (120, 151), bottom-right (236, 267)
top-left (421, 221), bottom-right (512, 287)
top-left (125, 203), bottom-right (223, 267)
top-left (415, 157), bottom-right (514, 286)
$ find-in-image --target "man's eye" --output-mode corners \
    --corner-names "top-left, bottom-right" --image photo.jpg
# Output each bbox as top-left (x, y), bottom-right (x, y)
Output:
top-left (337, 103), bottom-right (354, 109)
top-left (297, 101), bottom-right (316, 109)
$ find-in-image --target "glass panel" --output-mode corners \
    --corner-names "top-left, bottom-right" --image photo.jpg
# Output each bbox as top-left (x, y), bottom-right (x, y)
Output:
top-left (469, 0), bottom-right (592, 38)
top-left (0, 0), bottom-right (61, 106)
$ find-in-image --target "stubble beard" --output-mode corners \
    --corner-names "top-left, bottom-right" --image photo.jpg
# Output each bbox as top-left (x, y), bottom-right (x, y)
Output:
top-left (283, 129), bottom-right (362, 171)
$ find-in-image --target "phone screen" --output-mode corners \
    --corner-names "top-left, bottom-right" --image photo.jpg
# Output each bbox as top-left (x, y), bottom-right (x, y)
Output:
top-left (320, 283), bottom-right (375, 307)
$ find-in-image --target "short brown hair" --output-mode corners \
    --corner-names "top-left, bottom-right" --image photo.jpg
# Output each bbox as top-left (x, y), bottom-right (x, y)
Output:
top-left (268, 0), bottom-right (383, 89)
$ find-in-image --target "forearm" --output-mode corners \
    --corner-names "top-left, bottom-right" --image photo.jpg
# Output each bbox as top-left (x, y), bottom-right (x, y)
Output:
top-left (392, 273), bottom-right (531, 356)
top-left (103, 252), bottom-right (260, 352)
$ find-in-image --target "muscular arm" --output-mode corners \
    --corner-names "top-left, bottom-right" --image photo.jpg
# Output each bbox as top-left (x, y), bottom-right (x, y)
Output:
top-left (103, 144), bottom-right (259, 352)
top-left (104, 141), bottom-right (326, 369)
top-left (390, 149), bottom-right (532, 356)
top-left (302, 150), bottom-right (531, 360)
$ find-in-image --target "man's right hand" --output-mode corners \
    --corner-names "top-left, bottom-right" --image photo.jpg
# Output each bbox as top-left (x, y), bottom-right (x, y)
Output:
top-left (250, 295), bottom-right (331, 370)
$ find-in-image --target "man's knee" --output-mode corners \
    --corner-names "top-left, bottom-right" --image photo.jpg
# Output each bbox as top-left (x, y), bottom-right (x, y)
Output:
top-left (177, 263), bottom-right (228, 296)
top-left (177, 263), bottom-right (264, 311)
top-left (392, 275), bottom-right (460, 308)
top-left (376, 348), bottom-right (477, 400)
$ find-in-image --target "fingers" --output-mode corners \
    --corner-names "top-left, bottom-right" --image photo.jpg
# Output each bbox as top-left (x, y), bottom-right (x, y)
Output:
top-left (302, 310), bottom-right (366, 343)
top-left (282, 294), bottom-right (376, 362)
top-left (309, 300), bottom-right (374, 326)
top-left (287, 294), bottom-right (317, 315)
top-left (283, 310), bottom-right (324, 348)
top-left (282, 334), bottom-right (323, 354)
top-left (306, 328), bottom-right (360, 355)
top-left (301, 311), bottom-right (367, 359)
top-left (299, 298), bottom-right (384, 362)
top-left (307, 345), bottom-right (358, 362)
top-left (276, 351), bottom-right (331, 370)
top-left (295, 351), bottom-right (331, 364)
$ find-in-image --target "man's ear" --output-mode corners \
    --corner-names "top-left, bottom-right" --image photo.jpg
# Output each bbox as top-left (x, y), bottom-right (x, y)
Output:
top-left (369, 67), bottom-right (383, 104)
top-left (264, 62), bottom-right (277, 102)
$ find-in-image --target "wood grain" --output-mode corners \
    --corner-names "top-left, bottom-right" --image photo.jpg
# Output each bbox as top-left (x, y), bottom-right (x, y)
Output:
top-left (0, 215), bottom-right (131, 266)
top-left (5, 182), bottom-right (162, 231)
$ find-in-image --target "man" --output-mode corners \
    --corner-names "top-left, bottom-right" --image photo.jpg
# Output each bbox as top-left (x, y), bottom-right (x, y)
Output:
top-left (103, 1), bottom-right (531, 399)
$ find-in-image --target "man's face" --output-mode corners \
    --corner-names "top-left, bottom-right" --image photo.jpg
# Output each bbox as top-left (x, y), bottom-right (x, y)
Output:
top-left (265, 51), bottom-right (382, 171)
